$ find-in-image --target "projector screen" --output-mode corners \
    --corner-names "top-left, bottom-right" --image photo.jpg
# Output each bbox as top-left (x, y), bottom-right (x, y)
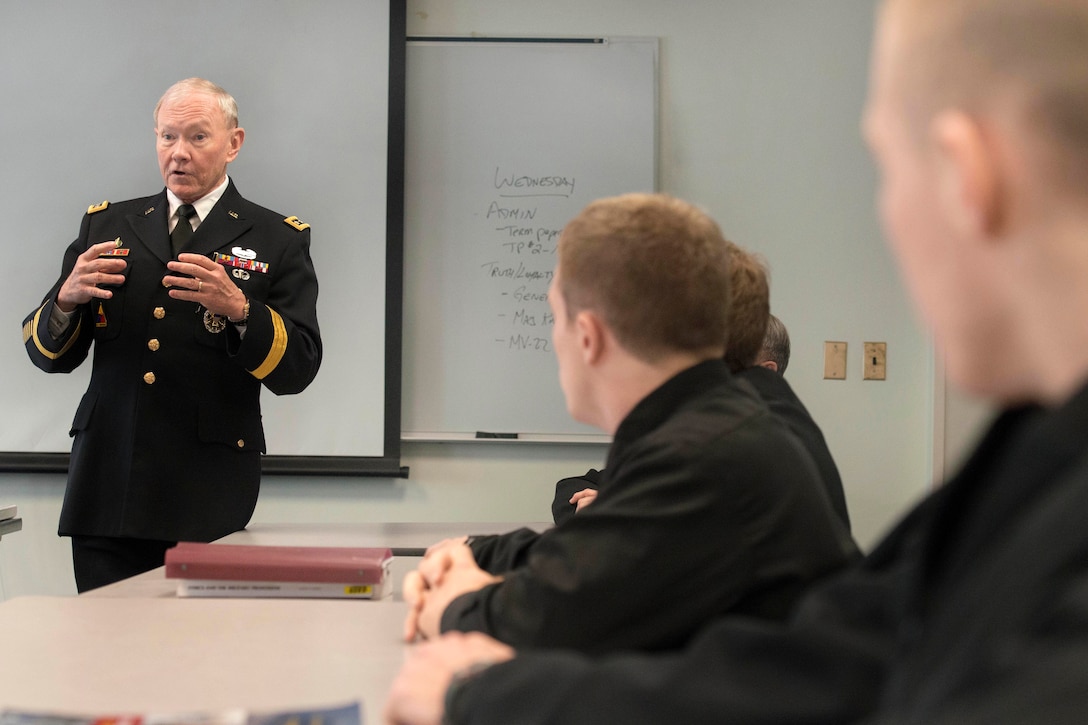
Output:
top-left (0, 0), bottom-right (405, 476)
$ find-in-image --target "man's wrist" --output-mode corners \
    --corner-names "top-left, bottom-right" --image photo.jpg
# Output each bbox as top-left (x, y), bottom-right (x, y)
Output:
top-left (443, 662), bottom-right (495, 725)
top-left (48, 300), bottom-right (79, 339)
top-left (55, 299), bottom-right (78, 314)
top-left (228, 297), bottom-right (250, 324)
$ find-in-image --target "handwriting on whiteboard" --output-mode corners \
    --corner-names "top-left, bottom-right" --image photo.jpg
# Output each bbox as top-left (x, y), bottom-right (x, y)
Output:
top-left (493, 167), bottom-right (576, 198)
top-left (478, 167), bottom-right (582, 353)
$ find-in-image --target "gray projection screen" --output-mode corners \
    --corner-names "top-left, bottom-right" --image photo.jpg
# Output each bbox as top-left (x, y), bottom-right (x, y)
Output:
top-left (0, 1), bottom-right (405, 476)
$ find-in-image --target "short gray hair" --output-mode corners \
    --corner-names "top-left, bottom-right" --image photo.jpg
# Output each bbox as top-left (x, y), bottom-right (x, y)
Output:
top-left (154, 78), bottom-right (239, 128)
top-left (757, 314), bottom-right (791, 373)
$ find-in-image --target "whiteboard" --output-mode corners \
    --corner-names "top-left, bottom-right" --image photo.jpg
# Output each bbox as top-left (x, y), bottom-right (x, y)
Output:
top-left (402, 38), bottom-right (657, 442)
top-left (0, 0), bottom-right (403, 474)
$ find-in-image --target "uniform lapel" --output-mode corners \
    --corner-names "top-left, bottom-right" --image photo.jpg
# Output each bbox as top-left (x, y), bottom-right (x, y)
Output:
top-left (188, 181), bottom-right (254, 257)
top-left (125, 192), bottom-right (171, 264)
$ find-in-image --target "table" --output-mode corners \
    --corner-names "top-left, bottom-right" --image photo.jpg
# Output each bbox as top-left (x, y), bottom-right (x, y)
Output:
top-left (220, 521), bottom-right (550, 556)
top-left (1, 521), bottom-right (549, 720)
top-left (0, 595), bottom-right (408, 719)
top-left (0, 517), bottom-right (20, 603)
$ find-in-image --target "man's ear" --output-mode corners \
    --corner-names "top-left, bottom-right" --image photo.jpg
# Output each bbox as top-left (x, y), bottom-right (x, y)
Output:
top-left (227, 127), bottom-right (246, 162)
top-left (575, 310), bottom-right (607, 366)
top-left (931, 110), bottom-right (1006, 238)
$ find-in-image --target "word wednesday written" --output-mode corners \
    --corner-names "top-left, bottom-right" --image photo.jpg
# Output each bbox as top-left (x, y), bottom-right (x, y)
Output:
top-left (493, 168), bottom-right (576, 198)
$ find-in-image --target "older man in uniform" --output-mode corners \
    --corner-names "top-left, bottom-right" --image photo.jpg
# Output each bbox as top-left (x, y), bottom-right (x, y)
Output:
top-left (23, 78), bottom-right (321, 592)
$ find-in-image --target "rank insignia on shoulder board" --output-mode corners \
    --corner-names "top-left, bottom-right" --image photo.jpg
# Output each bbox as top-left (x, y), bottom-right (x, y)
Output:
top-left (87, 200), bottom-right (109, 215)
top-left (283, 215), bottom-right (310, 231)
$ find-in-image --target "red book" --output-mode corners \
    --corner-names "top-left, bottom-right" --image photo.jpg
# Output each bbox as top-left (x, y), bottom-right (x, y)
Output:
top-left (165, 542), bottom-right (393, 599)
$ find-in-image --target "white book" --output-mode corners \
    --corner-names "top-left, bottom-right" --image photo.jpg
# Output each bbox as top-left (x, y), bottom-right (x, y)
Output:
top-left (0, 504), bottom-right (16, 522)
top-left (176, 577), bottom-right (390, 599)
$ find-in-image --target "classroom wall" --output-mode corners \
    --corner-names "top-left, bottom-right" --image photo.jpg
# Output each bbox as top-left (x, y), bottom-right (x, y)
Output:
top-left (1, 0), bottom-right (952, 599)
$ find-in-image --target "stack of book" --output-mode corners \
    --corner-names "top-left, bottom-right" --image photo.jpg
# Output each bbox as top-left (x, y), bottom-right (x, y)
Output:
top-left (0, 504), bottom-right (16, 522)
top-left (164, 542), bottom-right (393, 599)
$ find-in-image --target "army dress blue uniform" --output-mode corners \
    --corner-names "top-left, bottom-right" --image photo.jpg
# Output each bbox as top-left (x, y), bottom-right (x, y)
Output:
top-left (23, 180), bottom-right (321, 561)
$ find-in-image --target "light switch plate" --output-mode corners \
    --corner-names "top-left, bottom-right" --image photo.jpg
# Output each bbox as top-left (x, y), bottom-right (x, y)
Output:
top-left (864, 342), bottom-right (887, 380)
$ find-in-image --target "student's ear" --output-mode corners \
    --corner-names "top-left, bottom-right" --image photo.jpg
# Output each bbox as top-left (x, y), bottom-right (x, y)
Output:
top-left (931, 110), bottom-right (1006, 239)
top-left (576, 310), bottom-right (607, 365)
top-left (758, 360), bottom-right (779, 372)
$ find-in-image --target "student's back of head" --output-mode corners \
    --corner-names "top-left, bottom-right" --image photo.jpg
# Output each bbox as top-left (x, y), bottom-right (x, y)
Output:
top-left (557, 193), bottom-right (731, 364)
top-left (884, 0), bottom-right (1088, 200)
top-left (756, 314), bottom-right (790, 374)
top-left (721, 244), bottom-right (771, 373)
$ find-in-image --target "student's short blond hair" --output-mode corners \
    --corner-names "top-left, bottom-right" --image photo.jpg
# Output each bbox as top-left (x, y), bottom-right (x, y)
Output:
top-left (557, 193), bottom-right (730, 363)
top-left (722, 244), bottom-right (770, 373)
top-left (887, 0), bottom-right (1088, 194)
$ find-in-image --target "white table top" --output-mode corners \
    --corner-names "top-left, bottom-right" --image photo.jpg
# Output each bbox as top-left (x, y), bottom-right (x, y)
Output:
top-left (1, 521), bottom-right (550, 720)
top-left (0, 595), bottom-right (408, 720)
top-left (218, 521), bottom-right (551, 554)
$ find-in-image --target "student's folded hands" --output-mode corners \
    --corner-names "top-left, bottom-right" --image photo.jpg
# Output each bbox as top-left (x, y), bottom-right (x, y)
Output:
top-left (403, 543), bottom-right (503, 642)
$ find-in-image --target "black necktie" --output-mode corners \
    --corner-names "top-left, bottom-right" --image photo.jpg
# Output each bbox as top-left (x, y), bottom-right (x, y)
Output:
top-left (171, 204), bottom-right (197, 256)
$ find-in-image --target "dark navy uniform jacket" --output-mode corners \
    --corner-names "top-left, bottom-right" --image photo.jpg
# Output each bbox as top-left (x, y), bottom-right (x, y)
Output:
top-left (23, 181), bottom-right (321, 542)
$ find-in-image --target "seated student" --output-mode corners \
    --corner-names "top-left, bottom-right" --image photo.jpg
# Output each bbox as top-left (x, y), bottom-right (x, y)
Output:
top-left (755, 313), bottom-right (790, 372)
top-left (734, 314), bottom-right (852, 531)
top-left (402, 193), bottom-right (858, 656)
top-left (547, 242), bottom-right (769, 529)
top-left (384, 0), bottom-right (1088, 722)
top-left (550, 258), bottom-right (851, 533)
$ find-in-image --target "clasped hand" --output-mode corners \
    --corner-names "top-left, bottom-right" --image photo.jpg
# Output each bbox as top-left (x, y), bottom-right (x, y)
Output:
top-left (402, 542), bottom-right (501, 642)
top-left (164, 253), bottom-right (246, 319)
top-left (383, 631), bottom-right (515, 725)
top-left (58, 245), bottom-right (244, 320)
